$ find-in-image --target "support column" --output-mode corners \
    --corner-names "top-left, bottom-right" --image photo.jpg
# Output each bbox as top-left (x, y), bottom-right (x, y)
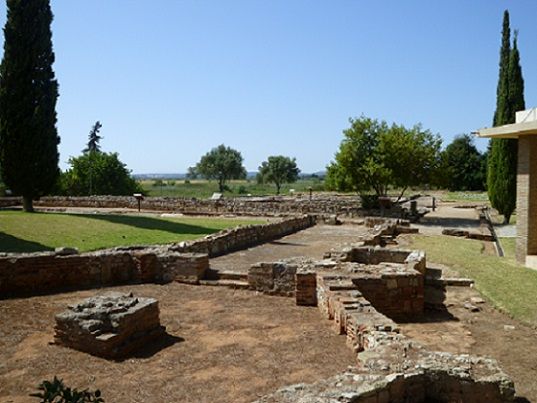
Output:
top-left (516, 136), bottom-right (537, 266)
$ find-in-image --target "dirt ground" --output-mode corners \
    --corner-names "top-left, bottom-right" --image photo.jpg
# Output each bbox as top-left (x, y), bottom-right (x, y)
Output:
top-left (399, 284), bottom-right (537, 402)
top-left (0, 283), bottom-right (356, 403)
top-left (211, 224), bottom-right (368, 273)
top-left (2, 208), bottom-right (537, 402)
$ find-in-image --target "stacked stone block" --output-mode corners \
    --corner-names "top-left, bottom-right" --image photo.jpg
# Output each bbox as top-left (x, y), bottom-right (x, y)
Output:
top-left (54, 292), bottom-right (166, 359)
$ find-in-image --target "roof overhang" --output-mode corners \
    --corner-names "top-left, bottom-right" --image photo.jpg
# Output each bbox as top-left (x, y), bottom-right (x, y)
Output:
top-left (477, 119), bottom-right (537, 139)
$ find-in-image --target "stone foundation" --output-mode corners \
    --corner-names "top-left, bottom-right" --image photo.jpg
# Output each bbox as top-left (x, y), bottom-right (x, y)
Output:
top-left (54, 292), bottom-right (166, 359)
top-left (0, 216), bottom-right (313, 298)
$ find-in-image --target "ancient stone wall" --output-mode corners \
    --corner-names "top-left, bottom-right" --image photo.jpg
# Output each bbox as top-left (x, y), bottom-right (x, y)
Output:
top-left (35, 195), bottom-right (363, 216)
top-left (0, 248), bottom-right (208, 298)
top-left (257, 259), bottom-right (515, 403)
top-left (168, 215), bottom-right (316, 257)
top-left (0, 197), bottom-right (20, 207)
top-left (0, 216), bottom-right (313, 298)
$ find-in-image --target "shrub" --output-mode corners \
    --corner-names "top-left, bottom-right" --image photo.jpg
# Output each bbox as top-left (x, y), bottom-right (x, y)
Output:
top-left (30, 377), bottom-right (104, 403)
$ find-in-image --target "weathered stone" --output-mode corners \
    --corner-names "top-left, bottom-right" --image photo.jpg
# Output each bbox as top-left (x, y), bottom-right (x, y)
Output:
top-left (54, 292), bottom-right (166, 359)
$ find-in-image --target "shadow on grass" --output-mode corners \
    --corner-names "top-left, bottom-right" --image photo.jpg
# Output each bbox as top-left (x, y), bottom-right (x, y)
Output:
top-left (0, 232), bottom-right (53, 253)
top-left (418, 216), bottom-right (481, 229)
top-left (75, 213), bottom-right (222, 236)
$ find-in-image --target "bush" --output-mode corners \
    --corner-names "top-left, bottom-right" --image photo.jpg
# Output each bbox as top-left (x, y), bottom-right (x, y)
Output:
top-left (152, 179), bottom-right (164, 187)
top-left (237, 185), bottom-right (248, 194)
top-left (360, 194), bottom-right (379, 209)
top-left (30, 377), bottom-right (104, 403)
top-left (58, 152), bottom-right (142, 196)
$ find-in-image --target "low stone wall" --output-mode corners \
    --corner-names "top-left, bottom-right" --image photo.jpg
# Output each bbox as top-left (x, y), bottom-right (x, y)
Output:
top-left (0, 216), bottom-right (313, 298)
top-left (0, 249), bottom-right (208, 298)
top-left (168, 215), bottom-right (316, 257)
top-left (0, 197), bottom-right (21, 208)
top-left (35, 195), bottom-right (363, 216)
top-left (257, 261), bottom-right (515, 403)
top-left (325, 245), bottom-right (426, 275)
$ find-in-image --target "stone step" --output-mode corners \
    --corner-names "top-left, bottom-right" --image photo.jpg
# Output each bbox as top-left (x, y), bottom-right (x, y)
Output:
top-left (425, 277), bottom-right (474, 287)
top-left (199, 279), bottom-right (250, 290)
top-left (217, 270), bottom-right (248, 281)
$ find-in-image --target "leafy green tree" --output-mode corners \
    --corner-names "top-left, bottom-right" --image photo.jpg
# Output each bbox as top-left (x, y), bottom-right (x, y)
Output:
top-left (195, 144), bottom-right (247, 192)
top-left (61, 152), bottom-right (141, 196)
top-left (378, 123), bottom-right (441, 200)
top-left (487, 11), bottom-right (524, 224)
top-left (441, 134), bottom-right (486, 191)
top-left (186, 166), bottom-right (198, 180)
top-left (0, 0), bottom-right (60, 212)
top-left (83, 121), bottom-right (103, 154)
top-left (258, 155), bottom-right (300, 194)
top-left (326, 116), bottom-right (441, 200)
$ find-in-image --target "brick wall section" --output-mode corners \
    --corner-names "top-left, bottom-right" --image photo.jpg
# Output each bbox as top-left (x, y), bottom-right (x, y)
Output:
top-left (0, 216), bottom-right (312, 298)
top-left (0, 250), bottom-right (208, 298)
top-left (35, 195), bottom-right (363, 216)
top-left (516, 137), bottom-right (537, 263)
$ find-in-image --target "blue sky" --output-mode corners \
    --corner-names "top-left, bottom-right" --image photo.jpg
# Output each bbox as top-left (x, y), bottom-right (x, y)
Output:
top-left (1, 1), bottom-right (536, 174)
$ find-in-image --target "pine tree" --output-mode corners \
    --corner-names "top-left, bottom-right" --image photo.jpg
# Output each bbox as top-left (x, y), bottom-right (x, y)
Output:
top-left (487, 10), bottom-right (524, 224)
top-left (83, 121), bottom-right (103, 154)
top-left (0, 0), bottom-right (60, 212)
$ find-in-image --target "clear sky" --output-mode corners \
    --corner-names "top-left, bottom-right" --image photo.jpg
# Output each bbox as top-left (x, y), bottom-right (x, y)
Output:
top-left (1, 1), bottom-right (536, 174)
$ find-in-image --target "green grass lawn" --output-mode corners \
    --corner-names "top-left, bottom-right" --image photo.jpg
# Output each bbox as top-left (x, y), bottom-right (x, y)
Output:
top-left (140, 178), bottom-right (325, 198)
top-left (441, 191), bottom-right (490, 203)
top-left (0, 211), bottom-right (264, 253)
top-left (409, 234), bottom-right (537, 326)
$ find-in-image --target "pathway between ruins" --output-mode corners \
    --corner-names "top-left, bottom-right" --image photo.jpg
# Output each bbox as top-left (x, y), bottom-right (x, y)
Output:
top-left (210, 223), bottom-right (369, 273)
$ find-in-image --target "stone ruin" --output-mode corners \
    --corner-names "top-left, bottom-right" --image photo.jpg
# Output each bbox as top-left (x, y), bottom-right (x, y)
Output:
top-left (42, 215), bottom-right (516, 400)
top-left (246, 224), bottom-right (516, 402)
top-left (54, 292), bottom-right (165, 359)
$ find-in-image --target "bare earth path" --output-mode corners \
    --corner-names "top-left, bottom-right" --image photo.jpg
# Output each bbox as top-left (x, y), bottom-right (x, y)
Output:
top-left (211, 224), bottom-right (368, 273)
top-left (0, 283), bottom-right (356, 403)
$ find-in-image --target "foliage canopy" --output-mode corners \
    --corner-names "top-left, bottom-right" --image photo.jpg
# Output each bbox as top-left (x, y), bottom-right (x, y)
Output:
top-left (440, 134), bottom-right (486, 191)
top-left (195, 144), bottom-right (247, 192)
top-left (258, 155), bottom-right (300, 194)
top-left (59, 152), bottom-right (141, 196)
top-left (326, 116), bottom-right (441, 199)
top-left (487, 10), bottom-right (524, 224)
top-left (0, 0), bottom-right (60, 211)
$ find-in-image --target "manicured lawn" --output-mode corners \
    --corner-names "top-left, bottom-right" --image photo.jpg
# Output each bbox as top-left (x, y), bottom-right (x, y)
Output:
top-left (408, 234), bottom-right (537, 325)
top-left (441, 191), bottom-right (489, 203)
top-left (0, 211), bottom-right (264, 253)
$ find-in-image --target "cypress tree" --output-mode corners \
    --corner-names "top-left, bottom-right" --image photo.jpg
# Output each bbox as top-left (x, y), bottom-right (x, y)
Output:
top-left (0, 0), bottom-right (60, 212)
top-left (508, 31), bottom-right (525, 119)
top-left (487, 10), bottom-right (523, 224)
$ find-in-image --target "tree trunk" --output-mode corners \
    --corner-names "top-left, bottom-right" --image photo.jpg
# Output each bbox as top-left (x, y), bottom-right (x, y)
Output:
top-left (276, 183), bottom-right (281, 195)
top-left (503, 214), bottom-right (511, 225)
top-left (22, 196), bottom-right (34, 212)
top-left (396, 187), bottom-right (408, 202)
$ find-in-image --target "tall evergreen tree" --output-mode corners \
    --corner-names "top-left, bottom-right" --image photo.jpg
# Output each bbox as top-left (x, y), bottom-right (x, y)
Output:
top-left (508, 31), bottom-right (525, 119)
top-left (0, 0), bottom-right (60, 212)
top-left (83, 121), bottom-right (103, 154)
top-left (492, 10), bottom-right (511, 127)
top-left (487, 10), bottom-right (524, 224)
